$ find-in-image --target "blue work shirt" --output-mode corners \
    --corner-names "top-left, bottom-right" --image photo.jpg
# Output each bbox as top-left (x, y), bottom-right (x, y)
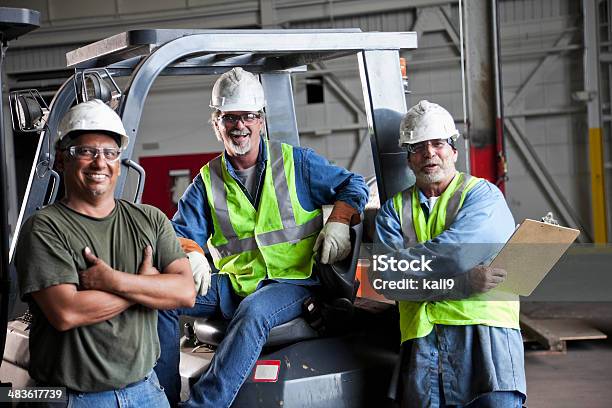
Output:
top-left (375, 179), bottom-right (527, 405)
top-left (172, 138), bottom-right (369, 288)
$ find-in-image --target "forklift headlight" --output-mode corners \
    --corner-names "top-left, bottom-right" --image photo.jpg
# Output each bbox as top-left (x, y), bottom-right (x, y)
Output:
top-left (9, 90), bottom-right (48, 133)
top-left (75, 69), bottom-right (122, 110)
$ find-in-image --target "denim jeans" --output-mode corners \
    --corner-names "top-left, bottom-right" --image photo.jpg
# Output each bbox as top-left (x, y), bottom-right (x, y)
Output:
top-left (27, 370), bottom-right (169, 408)
top-left (398, 325), bottom-right (526, 408)
top-left (439, 384), bottom-right (523, 408)
top-left (155, 273), bottom-right (312, 408)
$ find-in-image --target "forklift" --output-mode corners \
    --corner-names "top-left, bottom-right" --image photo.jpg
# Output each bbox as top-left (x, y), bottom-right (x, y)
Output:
top-left (1, 25), bottom-right (418, 406)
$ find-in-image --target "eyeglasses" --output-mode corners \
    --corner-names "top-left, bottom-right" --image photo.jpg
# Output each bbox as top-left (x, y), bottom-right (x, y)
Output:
top-left (218, 112), bottom-right (261, 125)
top-left (406, 139), bottom-right (452, 154)
top-left (66, 146), bottom-right (122, 163)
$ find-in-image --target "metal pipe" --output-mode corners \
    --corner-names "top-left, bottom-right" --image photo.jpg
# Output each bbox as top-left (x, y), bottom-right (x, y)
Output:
top-left (458, 0), bottom-right (470, 174)
top-left (491, 0), bottom-right (506, 190)
top-left (505, 106), bottom-right (586, 118)
top-left (501, 44), bottom-right (582, 58)
top-left (122, 159), bottom-right (146, 204)
top-left (0, 36), bottom-right (11, 377)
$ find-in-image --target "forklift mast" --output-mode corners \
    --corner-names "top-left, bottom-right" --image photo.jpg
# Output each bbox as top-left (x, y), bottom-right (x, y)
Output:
top-left (10, 28), bottom-right (417, 267)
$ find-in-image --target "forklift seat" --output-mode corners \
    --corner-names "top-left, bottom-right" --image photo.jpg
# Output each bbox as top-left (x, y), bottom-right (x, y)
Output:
top-left (193, 315), bottom-right (318, 348)
top-left (193, 222), bottom-right (363, 348)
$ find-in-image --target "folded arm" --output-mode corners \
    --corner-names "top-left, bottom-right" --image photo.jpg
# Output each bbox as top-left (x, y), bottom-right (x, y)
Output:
top-left (80, 246), bottom-right (196, 310)
top-left (31, 284), bottom-right (133, 332)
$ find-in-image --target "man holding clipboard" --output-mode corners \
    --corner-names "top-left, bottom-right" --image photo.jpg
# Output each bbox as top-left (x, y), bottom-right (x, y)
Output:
top-left (375, 101), bottom-right (526, 407)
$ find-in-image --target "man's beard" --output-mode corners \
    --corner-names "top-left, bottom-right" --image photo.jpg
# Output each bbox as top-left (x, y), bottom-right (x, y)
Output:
top-left (414, 158), bottom-right (456, 184)
top-left (228, 130), bottom-right (252, 156)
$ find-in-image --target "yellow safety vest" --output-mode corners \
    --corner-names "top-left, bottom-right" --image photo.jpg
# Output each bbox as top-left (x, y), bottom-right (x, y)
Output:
top-left (201, 140), bottom-right (323, 297)
top-left (392, 172), bottom-right (520, 343)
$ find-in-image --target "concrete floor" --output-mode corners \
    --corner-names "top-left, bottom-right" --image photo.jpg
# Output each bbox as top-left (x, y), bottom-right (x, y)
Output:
top-left (522, 302), bottom-right (612, 408)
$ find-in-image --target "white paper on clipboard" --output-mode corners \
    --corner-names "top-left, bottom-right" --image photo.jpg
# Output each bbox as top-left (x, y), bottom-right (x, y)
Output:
top-left (490, 219), bottom-right (580, 296)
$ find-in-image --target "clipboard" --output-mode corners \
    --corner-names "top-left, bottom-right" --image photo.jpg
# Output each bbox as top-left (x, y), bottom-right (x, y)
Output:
top-left (490, 219), bottom-right (580, 296)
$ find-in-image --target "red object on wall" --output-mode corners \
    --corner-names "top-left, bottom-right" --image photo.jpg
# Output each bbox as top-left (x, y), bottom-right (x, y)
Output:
top-left (140, 152), bottom-right (220, 218)
top-left (469, 145), bottom-right (496, 184)
top-left (468, 117), bottom-right (507, 194)
top-left (469, 142), bottom-right (506, 194)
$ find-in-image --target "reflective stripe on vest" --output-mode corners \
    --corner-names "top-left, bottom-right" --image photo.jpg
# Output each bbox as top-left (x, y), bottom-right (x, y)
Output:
top-left (399, 189), bottom-right (416, 245)
top-left (393, 172), bottom-right (520, 343)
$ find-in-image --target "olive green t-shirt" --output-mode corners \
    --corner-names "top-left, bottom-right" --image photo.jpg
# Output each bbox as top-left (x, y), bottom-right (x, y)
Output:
top-left (15, 199), bottom-right (185, 392)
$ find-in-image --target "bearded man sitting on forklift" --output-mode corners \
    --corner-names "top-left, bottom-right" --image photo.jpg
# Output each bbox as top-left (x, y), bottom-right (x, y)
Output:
top-left (155, 67), bottom-right (369, 407)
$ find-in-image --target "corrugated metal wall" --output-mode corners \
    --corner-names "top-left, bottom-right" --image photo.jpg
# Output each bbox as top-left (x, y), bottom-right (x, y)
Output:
top-left (3, 0), bottom-right (599, 237)
top-left (500, 1), bottom-right (589, 227)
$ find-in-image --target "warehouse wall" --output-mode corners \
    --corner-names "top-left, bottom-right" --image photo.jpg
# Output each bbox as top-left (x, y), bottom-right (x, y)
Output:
top-left (499, 1), bottom-right (589, 229)
top-left (2, 0), bottom-right (601, 238)
top-left (284, 1), bottom-right (591, 233)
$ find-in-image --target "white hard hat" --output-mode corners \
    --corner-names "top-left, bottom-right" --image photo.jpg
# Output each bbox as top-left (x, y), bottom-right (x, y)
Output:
top-left (398, 100), bottom-right (459, 147)
top-left (210, 67), bottom-right (265, 112)
top-left (57, 99), bottom-right (129, 149)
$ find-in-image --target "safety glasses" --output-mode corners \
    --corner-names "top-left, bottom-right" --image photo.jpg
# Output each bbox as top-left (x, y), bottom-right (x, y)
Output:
top-left (218, 112), bottom-right (261, 125)
top-left (66, 146), bottom-right (123, 163)
top-left (406, 138), bottom-right (453, 154)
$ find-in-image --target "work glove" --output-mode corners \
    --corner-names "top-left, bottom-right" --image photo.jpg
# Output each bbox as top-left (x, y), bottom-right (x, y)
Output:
top-left (187, 251), bottom-right (212, 297)
top-left (314, 201), bottom-right (360, 265)
top-left (179, 238), bottom-right (211, 297)
top-left (314, 221), bottom-right (351, 264)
